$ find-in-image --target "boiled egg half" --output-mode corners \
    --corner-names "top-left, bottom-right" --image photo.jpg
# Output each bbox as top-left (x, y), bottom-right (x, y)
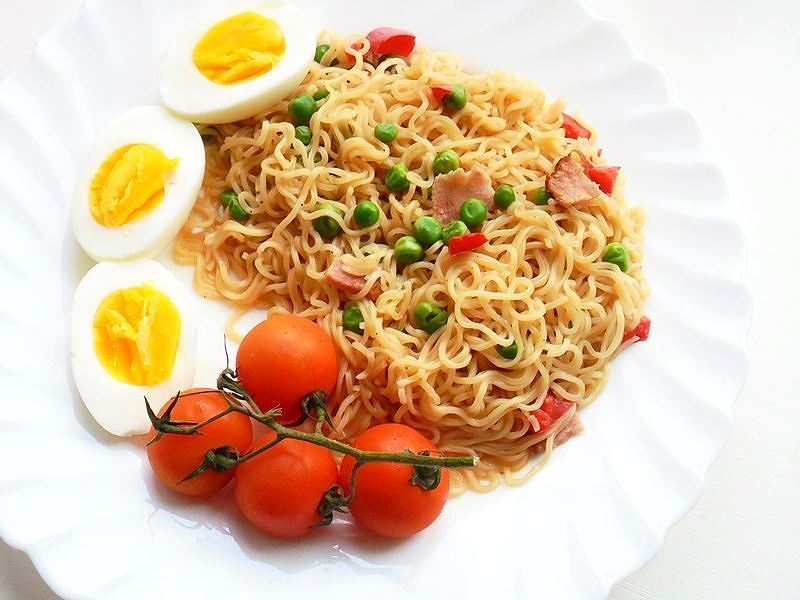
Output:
top-left (72, 106), bottom-right (205, 262)
top-left (71, 260), bottom-right (198, 436)
top-left (160, 1), bottom-right (316, 123)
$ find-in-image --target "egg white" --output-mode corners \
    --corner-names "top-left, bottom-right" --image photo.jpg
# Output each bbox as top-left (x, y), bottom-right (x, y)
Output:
top-left (71, 260), bottom-right (198, 437)
top-left (160, 0), bottom-right (316, 124)
top-left (71, 106), bottom-right (205, 262)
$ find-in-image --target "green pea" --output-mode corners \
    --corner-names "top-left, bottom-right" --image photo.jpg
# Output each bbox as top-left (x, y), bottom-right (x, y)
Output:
top-left (374, 122), bottom-right (399, 143)
top-left (603, 242), bottom-right (630, 272)
top-left (433, 149), bottom-right (460, 175)
top-left (530, 186), bottom-right (552, 206)
top-left (220, 189), bottom-right (237, 208)
top-left (459, 198), bottom-right (488, 229)
top-left (413, 301), bottom-right (448, 334)
top-left (496, 341), bottom-right (519, 359)
top-left (315, 43), bottom-right (331, 63)
top-left (444, 84), bottom-right (468, 111)
top-left (227, 196), bottom-right (249, 221)
top-left (441, 220), bottom-right (469, 243)
top-left (494, 184), bottom-right (516, 209)
top-left (313, 203), bottom-right (343, 239)
top-left (385, 163), bottom-right (410, 193)
top-left (413, 216), bottom-right (443, 247)
top-left (353, 201), bottom-right (380, 228)
top-left (342, 305), bottom-right (365, 333)
top-left (288, 94), bottom-right (317, 123)
top-left (313, 87), bottom-right (330, 101)
top-left (295, 125), bottom-right (312, 145)
top-left (394, 235), bottom-right (425, 265)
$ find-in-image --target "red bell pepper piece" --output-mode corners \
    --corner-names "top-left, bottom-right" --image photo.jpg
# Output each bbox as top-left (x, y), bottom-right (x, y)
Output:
top-left (562, 113), bottom-right (591, 139)
top-left (366, 27), bottom-right (416, 57)
top-left (532, 392), bottom-right (573, 433)
top-left (430, 84), bottom-right (453, 103)
top-left (448, 232), bottom-right (487, 255)
top-left (623, 315), bottom-right (651, 343)
top-left (586, 165), bottom-right (620, 194)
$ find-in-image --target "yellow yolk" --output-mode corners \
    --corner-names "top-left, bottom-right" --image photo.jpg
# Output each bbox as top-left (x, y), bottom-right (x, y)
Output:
top-left (192, 12), bottom-right (286, 85)
top-left (93, 284), bottom-right (181, 386)
top-left (89, 144), bottom-right (178, 227)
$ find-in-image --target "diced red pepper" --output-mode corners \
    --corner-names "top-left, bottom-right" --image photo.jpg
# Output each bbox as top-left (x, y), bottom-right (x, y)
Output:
top-left (623, 315), bottom-right (651, 343)
top-left (448, 232), bottom-right (487, 255)
top-left (431, 84), bottom-right (453, 103)
top-left (531, 392), bottom-right (573, 434)
top-left (366, 27), bottom-right (416, 57)
top-left (562, 113), bottom-right (591, 139)
top-left (586, 165), bottom-right (620, 194)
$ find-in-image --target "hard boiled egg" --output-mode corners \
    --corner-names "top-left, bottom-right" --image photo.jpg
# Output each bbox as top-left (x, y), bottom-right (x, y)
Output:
top-left (72, 106), bottom-right (205, 262)
top-left (160, 1), bottom-right (316, 124)
top-left (71, 260), bottom-right (198, 436)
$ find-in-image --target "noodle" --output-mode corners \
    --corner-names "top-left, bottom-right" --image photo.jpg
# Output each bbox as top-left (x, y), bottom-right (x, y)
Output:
top-left (174, 31), bottom-right (649, 494)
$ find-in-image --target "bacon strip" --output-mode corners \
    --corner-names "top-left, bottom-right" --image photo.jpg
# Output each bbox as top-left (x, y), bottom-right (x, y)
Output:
top-left (325, 259), bottom-right (380, 299)
top-left (546, 155), bottom-right (600, 207)
top-left (432, 167), bottom-right (494, 223)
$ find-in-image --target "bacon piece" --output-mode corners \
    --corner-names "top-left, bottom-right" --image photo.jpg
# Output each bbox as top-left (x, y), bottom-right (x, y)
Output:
top-left (325, 259), bottom-right (380, 299)
top-left (432, 167), bottom-right (494, 223)
top-left (546, 155), bottom-right (600, 207)
top-left (554, 413), bottom-right (584, 447)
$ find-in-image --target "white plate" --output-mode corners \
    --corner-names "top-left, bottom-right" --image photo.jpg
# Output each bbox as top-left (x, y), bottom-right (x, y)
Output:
top-left (0, 0), bottom-right (751, 598)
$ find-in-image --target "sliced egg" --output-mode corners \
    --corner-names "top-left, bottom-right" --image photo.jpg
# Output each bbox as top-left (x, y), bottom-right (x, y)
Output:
top-left (71, 106), bottom-right (205, 261)
top-left (160, 0), bottom-right (316, 124)
top-left (71, 260), bottom-right (198, 436)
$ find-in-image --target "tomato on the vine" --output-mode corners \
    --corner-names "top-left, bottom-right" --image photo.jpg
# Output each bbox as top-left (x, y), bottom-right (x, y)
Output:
top-left (236, 314), bottom-right (339, 423)
top-left (339, 423), bottom-right (450, 538)
top-left (147, 388), bottom-right (253, 497)
top-left (234, 431), bottom-right (339, 538)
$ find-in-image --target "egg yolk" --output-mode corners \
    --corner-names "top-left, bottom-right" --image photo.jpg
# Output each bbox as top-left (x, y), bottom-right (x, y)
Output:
top-left (89, 144), bottom-right (179, 228)
top-left (192, 12), bottom-right (286, 85)
top-left (93, 284), bottom-right (181, 386)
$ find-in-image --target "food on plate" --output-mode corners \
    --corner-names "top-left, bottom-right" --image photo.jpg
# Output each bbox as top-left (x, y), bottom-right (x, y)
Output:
top-left (339, 423), bottom-right (450, 538)
top-left (147, 388), bottom-right (253, 496)
top-left (71, 106), bottom-right (204, 261)
top-left (160, 1), bottom-right (316, 123)
top-left (70, 260), bottom-right (198, 435)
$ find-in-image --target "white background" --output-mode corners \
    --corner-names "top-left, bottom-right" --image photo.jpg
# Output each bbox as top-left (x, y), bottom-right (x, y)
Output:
top-left (1, 0), bottom-right (798, 598)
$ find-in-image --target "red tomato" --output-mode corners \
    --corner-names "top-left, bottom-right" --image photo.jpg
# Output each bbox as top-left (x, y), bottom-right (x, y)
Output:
top-left (236, 315), bottom-right (339, 423)
top-left (448, 232), bottom-right (487, 255)
top-left (147, 388), bottom-right (253, 497)
top-left (234, 432), bottom-right (339, 538)
top-left (430, 84), bottom-right (453, 103)
top-left (561, 113), bottom-right (591, 139)
top-left (366, 27), bottom-right (416, 57)
top-left (531, 392), bottom-right (573, 433)
top-left (623, 315), bottom-right (651, 343)
top-left (339, 424), bottom-right (449, 538)
top-left (586, 165), bottom-right (621, 194)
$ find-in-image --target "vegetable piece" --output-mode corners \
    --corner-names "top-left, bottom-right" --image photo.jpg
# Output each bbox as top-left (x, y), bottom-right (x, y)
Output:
top-left (432, 166), bottom-right (494, 222)
top-left (496, 341), bottom-right (518, 359)
top-left (530, 186), bottom-right (552, 206)
top-left (623, 315), bottom-right (651, 343)
top-left (228, 195), bottom-right (249, 220)
top-left (493, 184), bottom-right (516, 209)
top-left (413, 216), bottom-right (443, 247)
top-left (313, 202), bottom-right (344, 239)
top-left (295, 125), bottom-right (312, 145)
top-left (235, 431), bottom-right (339, 538)
top-left (586, 165), bottom-right (620, 194)
top-left (546, 154), bottom-right (600, 207)
top-left (532, 392), bottom-right (573, 433)
top-left (413, 301), bottom-right (448, 333)
top-left (448, 232), bottom-right (487, 255)
top-left (339, 423), bottom-right (450, 538)
top-left (147, 388), bottom-right (253, 497)
top-left (603, 242), bottom-right (630, 272)
top-left (430, 84), bottom-right (468, 110)
top-left (385, 163), bottom-right (411, 193)
top-left (313, 87), bottom-right (330, 101)
top-left (236, 315), bottom-right (339, 424)
top-left (459, 197), bottom-right (488, 229)
top-left (433, 149), bottom-right (460, 175)
top-left (342, 305), bottom-right (365, 333)
top-left (441, 220), bottom-right (469, 243)
top-left (394, 235), bottom-right (425, 265)
top-left (288, 94), bottom-right (317, 123)
top-left (430, 84), bottom-right (452, 103)
top-left (220, 189), bottom-right (237, 208)
top-left (353, 200), bottom-right (381, 227)
top-left (366, 27), bottom-right (416, 57)
top-left (374, 122), bottom-right (399, 143)
top-left (561, 113), bottom-right (591, 139)
top-left (314, 43), bottom-right (331, 63)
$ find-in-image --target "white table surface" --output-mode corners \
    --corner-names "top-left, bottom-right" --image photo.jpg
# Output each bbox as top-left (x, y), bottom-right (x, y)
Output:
top-left (1, 0), bottom-right (798, 598)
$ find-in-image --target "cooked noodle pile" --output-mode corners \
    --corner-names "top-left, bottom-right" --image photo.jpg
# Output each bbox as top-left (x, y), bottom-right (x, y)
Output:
top-left (174, 31), bottom-right (649, 494)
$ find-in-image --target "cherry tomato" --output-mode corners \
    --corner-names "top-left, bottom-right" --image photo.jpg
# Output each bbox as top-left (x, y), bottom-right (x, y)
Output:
top-left (147, 388), bottom-right (253, 497)
top-left (339, 423), bottom-right (449, 538)
top-left (234, 432), bottom-right (339, 538)
top-left (236, 314), bottom-right (339, 423)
